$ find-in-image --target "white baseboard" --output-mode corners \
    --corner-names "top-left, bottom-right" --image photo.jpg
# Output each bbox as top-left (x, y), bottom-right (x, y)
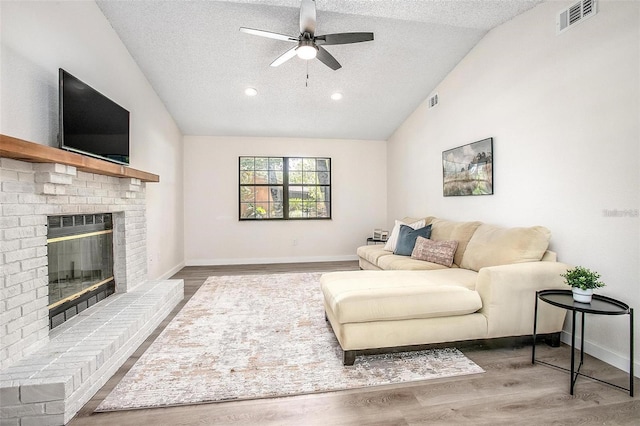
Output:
top-left (561, 331), bottom-right (639, 378)
top-left (185, 254), bottom-right (358, 266)
top-left (155, 261), bottom-right (186, 280)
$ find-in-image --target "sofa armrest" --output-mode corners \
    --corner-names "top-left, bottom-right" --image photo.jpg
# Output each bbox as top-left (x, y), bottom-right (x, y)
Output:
top-left (475, 261), bottom-right (571, 338)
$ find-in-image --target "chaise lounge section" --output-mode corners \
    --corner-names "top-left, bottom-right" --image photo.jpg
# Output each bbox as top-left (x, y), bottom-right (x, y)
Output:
top-left (321, 216), bottom-right (570, 365)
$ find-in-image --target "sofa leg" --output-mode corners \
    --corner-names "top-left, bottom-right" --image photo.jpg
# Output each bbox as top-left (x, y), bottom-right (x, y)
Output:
top-left (546, 332), bottom-right (561, 347)
top-left (343, 350), bottom-right (356, 366)
top-left (324, 311), bottom-right (328, 322)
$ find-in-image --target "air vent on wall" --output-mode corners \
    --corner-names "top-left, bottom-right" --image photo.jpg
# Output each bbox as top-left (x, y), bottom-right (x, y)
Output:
top-left (429, 93), bottom-right (439, 108)
top-left (557, 0), bottom-right (598, 34)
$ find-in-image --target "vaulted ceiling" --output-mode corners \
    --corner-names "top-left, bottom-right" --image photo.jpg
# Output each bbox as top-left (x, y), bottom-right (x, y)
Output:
top-left (96, 0), bottom-right (543, 140)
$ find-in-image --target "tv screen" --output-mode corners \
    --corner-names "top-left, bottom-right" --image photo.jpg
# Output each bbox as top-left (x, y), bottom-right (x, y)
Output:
top-left (59, 69), bottom-right (130, 165)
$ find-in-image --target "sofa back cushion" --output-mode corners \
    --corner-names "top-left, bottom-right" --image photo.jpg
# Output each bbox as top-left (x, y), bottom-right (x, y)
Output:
top-left (460, 224), bottom-right (551, 271)
top-left (429, 218), bottom-right (482, 267)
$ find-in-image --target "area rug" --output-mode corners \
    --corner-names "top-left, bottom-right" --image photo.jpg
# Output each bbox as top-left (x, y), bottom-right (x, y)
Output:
top-left (97, 272), bottom-right (484, 411)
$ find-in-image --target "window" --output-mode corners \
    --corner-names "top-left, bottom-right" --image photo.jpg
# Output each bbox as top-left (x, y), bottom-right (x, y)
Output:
top-left (239, 156), bottom-right (331, 220)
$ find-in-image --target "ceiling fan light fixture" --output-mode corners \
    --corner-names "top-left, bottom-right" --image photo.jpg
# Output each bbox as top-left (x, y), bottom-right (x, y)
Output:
top-left (296, 44), bottom-right (317, 60)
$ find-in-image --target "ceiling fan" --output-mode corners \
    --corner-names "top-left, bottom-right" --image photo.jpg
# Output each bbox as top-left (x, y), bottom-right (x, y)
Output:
top-left (239, 0), bottom-right (374, 70)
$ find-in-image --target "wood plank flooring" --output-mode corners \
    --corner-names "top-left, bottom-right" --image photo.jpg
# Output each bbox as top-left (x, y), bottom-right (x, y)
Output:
top-left (69, 262), bottom-right (639, 425)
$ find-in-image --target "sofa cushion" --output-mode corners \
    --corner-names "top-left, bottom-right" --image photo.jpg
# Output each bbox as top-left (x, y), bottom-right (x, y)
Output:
top-left (460, 224), bottom-right (551, 271)
top-left (383, 218), bottom-right (425, 252)
top-left (411, 237), bottom-right (458, 267)
top-left (394, 224), bottom-right (432, 256)
top-left (356, 244), bottom-right (393, 265)
top-left (429, 218), bottom-right (482, 267)
top-left (377, 254), bottom-right (450, 271)
top-left (409, 268), bottom-right (479, 289)
top-left (321, 270), bottom-right (482, 324)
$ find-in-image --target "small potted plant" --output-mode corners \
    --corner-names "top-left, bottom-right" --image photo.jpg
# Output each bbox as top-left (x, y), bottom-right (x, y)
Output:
top-left (561, 266), bottom-right (605, 303)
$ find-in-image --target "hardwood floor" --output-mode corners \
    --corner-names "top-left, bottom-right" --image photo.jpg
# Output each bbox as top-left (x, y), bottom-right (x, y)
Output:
top-left (69, 262), bottom-right (639, 425)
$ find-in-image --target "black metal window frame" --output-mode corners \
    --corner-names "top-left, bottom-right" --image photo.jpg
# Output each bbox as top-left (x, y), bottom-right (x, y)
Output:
top-left (239, 156), bottom-right (332, 220)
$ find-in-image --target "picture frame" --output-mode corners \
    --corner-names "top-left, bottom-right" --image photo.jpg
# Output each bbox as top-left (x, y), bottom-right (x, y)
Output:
top-left (442, 138), bottom-right (493, 196)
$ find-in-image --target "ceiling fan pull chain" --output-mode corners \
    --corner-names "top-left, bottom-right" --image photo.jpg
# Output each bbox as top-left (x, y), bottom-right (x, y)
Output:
top-left (306, 61), bottom-right (309, 87)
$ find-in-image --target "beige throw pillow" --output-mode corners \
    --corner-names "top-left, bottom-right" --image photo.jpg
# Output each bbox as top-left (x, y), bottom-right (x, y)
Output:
top-left (411, 237), bottom-right (458, 267)
top-left (383, 218), bottom-right (425, 252)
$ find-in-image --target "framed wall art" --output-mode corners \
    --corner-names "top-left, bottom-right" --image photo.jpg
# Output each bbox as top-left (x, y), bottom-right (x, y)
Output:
top-left (442, 137), bottom-right (493, 196)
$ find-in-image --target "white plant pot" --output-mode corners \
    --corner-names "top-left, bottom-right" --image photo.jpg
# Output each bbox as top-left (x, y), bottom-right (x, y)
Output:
top-left (572, 287), bottom-right (593, 303)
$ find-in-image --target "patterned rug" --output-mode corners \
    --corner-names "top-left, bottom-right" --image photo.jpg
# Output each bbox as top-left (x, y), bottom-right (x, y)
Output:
top-left (97, 272), bottom-right (484, 411)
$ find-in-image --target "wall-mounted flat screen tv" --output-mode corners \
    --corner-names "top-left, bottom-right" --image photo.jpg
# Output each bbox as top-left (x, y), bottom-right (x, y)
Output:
top-left (59, 69), bottom-right (130, 165)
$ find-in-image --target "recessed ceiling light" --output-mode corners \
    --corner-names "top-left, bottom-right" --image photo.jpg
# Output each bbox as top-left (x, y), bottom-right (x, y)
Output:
top-left (244, 87), bottom-right (258, 97)
top-left (331, 92), bottom-right (343, 101)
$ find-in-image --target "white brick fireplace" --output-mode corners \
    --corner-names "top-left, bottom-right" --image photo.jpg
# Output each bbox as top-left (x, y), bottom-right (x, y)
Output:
top-left (0, 156), bottom-right (183, 425)
top-left (1, 157), bottom-right (147, 367)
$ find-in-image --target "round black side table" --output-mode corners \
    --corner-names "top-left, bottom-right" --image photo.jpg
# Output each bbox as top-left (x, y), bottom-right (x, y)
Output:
top-left (532, 289), bottom-right (634, 396)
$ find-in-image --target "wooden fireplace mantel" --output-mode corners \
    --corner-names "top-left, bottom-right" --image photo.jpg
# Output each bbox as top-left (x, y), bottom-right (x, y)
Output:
top-left (0, 134), bottom-right (159, 182)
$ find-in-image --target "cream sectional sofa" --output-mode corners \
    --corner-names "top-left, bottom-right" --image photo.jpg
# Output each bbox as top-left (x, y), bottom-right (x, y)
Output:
top-left (321, 216), bottom-right (570, 365)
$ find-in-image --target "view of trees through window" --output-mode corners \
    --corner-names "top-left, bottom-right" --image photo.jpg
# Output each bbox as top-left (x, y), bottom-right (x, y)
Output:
top-left (239, 156), bottom-right (331, 220)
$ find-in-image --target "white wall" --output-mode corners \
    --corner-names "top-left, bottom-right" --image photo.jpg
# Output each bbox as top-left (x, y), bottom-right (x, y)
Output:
top-left (388, 0), bottom-right (639, 374)
top-left (184, 136), bottom-right (386, 265)
top-left (0, 0), bottom-right (185, 280)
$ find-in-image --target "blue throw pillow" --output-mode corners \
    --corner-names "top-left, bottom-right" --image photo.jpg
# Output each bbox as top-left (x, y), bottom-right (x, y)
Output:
top-left (394, 224), bottom-right (432, 256)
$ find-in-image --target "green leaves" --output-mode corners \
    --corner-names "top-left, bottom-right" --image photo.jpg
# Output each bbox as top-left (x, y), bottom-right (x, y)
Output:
top-left (561, 266), bottom-right (605, 290)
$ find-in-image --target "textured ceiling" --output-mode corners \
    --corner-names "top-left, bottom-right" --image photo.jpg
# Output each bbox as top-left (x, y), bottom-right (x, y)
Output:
top-left (96, 0), bottom-right (543, 140)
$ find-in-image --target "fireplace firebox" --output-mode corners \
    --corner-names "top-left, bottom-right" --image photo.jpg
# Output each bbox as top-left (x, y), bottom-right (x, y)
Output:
top-left (47, 213), bottom-right (115, 328)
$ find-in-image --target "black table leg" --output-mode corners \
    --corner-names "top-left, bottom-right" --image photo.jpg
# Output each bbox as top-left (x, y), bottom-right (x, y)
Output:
top-left (532, 292), bottom-right (539, 364)
top-left (580, 311), bottom-right (585, 368)
top-left (571, 309), bottom-right (576, 395)
top-left (630, 308), bottom-right (634, 397)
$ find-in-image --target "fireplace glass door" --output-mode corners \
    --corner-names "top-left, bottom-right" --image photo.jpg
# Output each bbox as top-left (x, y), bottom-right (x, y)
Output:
top-left (47, 214), bottom-right (115, 328)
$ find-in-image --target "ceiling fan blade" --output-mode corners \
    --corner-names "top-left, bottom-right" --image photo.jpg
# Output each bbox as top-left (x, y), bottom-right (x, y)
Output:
top-left (240, 27), bottom-right (298, 42)
top-left (316, 46), bottom-right (341, 70)
top-left (315, 32), bottom-right (374, 45)
top-left (299, 0), bottom-right (316, 36)
top-left (270, 46), bottom-right (298, 67)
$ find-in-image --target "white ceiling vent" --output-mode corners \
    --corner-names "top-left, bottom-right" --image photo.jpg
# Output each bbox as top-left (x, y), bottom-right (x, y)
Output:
top-left (428, 93), bottom-right (439, 109)
top-left (557, 0), bottom-right (598, 34)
